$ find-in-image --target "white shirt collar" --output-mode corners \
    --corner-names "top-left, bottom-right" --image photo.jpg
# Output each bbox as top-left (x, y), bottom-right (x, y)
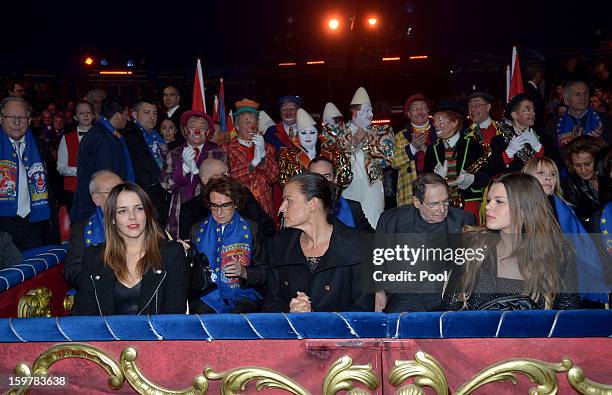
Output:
top-left (237, 138), bottom-right (253, 147)
top-left (444, 132), bottom-right (461, 148)
top-left (8, 136), bottom-right (26, 144)
top-left (478, 117), bottom-right (492, 129)
top-left (167, 105), bottom-right (180, 117)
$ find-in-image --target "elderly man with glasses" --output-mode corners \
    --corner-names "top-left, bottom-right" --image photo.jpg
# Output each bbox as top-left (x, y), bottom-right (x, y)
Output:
top-left (0, 97), bottom-right (55, 250)
top-left (374, 173), bottom-right (474, 313)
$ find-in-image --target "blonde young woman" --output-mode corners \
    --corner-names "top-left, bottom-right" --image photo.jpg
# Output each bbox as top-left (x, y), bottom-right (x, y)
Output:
top-left (443, 173), bottom-right (580, 310)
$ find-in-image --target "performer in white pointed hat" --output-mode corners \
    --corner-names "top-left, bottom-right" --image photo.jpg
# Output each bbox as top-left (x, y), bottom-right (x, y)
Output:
top-left (322, 102), bottom-right (344, 127)
top-left (330, 87), bottom-right (394, 228)
top-left (258, 110), bottom-right (276, 134)
top-left (278, 108), bottom-right (351, 187)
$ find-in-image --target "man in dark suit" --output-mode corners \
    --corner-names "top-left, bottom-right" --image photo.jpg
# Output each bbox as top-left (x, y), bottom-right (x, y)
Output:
top-left (308, 156), bottom-right (374, 232)
top-left (125, 99), bottom-right (170, 227)
top-left (376, 173), bottom-right (474, 312)
top-left (179, 158), bottom-right (275, 241)
top-left (524, 65), bottom-right (546, 133)
top-left (71, 96), bottom-right (132, 224)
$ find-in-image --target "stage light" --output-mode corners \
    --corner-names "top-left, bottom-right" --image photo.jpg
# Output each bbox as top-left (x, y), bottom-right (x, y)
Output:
top-left (328, 18), bottom-right (340, 30)
top-left (127, 59), bottom-right (134, 67)
top-left (84, 57), bottom-right (94, 66)
top-left (278, 62), bottom-right (297, 67)
top-left (100, 58), bottom-right (108, 66)
top-left (409, 55), bottom-right (428, 60)
top-left (367, 17), bottom-right (378, 27)
top-left (306, 60), bottom-right (325, 65)
top-left (382, 57), bottom-right (400, 62)
top-left (99, 71), bottom-right (133, 75)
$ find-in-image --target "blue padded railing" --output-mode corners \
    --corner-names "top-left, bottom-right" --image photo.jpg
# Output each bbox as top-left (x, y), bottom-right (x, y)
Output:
top-left (0, 310), bottom-right (610, 342)
top-left (0, 245), bottom-right (67, 293)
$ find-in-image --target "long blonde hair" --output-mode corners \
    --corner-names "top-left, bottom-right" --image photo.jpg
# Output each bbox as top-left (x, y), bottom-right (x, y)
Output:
top-left (103, 182), bottom-right (164, 283)
top-left (457, 173), bottom-right (573, 309)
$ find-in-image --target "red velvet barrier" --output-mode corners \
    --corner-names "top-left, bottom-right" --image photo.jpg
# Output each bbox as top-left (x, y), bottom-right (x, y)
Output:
top-left (0, 264), bottom-right (70, 318)
top-left (1, 338), bottom-right (610, 394)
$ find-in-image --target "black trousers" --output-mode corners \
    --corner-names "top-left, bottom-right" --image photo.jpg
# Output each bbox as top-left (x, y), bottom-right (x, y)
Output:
top-left (0, 215), bottom-right (50, 251)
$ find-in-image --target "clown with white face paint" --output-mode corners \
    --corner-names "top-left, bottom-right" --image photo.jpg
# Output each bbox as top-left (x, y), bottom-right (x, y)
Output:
top-left (329, 87), bottom-right (394, 228)
top-left (278, 108), bottom-right (350, 186)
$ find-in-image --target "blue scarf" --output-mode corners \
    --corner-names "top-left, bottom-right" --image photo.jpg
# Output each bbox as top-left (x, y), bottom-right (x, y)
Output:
top-left (100, 117), bottom-right (135, 182)
top-left (555, 107), bottom-right (603, 147)
top-left (195, 212), bottom-right (261, 313)
top-left (0, 128), bottom-right (50, 222)
top-left (84, 206), bottom-right (105, 247)
top-left (600, 202), bottom-right (612, 256)
top-left (554, 196), bottom-right (609, 303)
top-left (335, 196), bottom-right (356, 228)
top-left (136, 122), bottom-right (166, 169)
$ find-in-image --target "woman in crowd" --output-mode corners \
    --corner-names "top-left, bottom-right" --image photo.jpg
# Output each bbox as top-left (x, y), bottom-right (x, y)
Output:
top-left (263, 172), bottom-right (373, 312)
top-left (160, 111), bottom-right (222, 238)
top-left (523, 157), bottom-right (609, 305)
top-left (159, 117), bottom-right (181, 151)
top-left (562, 135), bottom-right (608, 224)
top-left (443, 173), bottom-right (580, 310)
top-left (188, 176), bottom-right (267, 313)
top-left (72, 182), bottom-right (188, 315)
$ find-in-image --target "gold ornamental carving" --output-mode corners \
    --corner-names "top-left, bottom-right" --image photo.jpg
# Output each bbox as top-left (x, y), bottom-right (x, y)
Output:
top-left (17, 287), bottom-right (52, 318)
top-left (5, 344), bottom-right (612, 394)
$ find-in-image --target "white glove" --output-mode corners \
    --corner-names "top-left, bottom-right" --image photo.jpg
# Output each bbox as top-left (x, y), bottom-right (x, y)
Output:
top-left (448, 170), bottom-right (475, 190)
top-left (252, 135), bottom-right (266, 158)
top-left (190, 158), bottom-right (200, 175)
top-left (434, 160), bottom-right (448, 179)
top-left (522, 128), bottom-right (542, 153)
top-left (505, 134), bottom-right (528, 159)
top-left (182, 146), bottom-right (195, 174)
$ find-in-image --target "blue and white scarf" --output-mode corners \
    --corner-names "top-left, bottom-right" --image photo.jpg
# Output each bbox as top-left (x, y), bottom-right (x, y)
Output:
top-left (555, 107), bottom-right (603, 147)
top-left (0, 128), bottom-right (50, 222)
top-left (195, 211), bottom-right (261, 313)
top-left (136, 122), bottom-right (166, 169)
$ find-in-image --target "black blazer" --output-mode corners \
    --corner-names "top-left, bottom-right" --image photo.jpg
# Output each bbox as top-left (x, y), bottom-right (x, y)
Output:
top-left (263, 218), bottom-right (373, 312)
top-left (345, 198), bottom-right (374, 233)
top-left (124, 124), bottom-right (163, 188)
top-left (72, 240), bottom-right (188, 315)
top-left (376, 204), bottom-right (474, 234)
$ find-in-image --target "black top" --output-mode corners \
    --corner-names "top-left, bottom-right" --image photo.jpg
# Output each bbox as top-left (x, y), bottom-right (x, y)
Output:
top-left (0, 231), bottom-right (23, 269)
top-left (562, 175), bottom-right (601, 224)
top-left (72, 240), bottom-right (188, 316)
top-left (263, 217), bottom-right (373, 312)
top-left (114, 280), bottom-right (141, 315)
top-left (442, 247), bottom-right (580, 310)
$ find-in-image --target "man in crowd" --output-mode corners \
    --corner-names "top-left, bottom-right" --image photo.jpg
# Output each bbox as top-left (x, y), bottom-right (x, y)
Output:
top-left (392, 93), bottom-right (434, 206)
top-left (125, 99), bottom-right (170, 227)
top-left (466, 92), bottom-right (501, 152)
top-left (523, 65), bottom-right (546, 132)
top-left (376, 173), bottom-right (474, 312)
top-left (71, 96), bottom-right (134, 225)
top-left (6, 80), bottom-right (26, 98)
top-left (57, 100), bottom-right (94, 211)
top-left (162, 85), bottom-right (183, 128)
top-left (85, 89), bottom-right (106, 121)
top-left (308, 156), bottom-right (373, 233)
top-left (0, 97), bottom-right (54, 250)
top-left (264, 95), bottom-right (301, 151)
top-left (547, 81), bottom-right (611, 146)
top-left (63, 170), bottom-right (122, 288)
top-left (179, 158), bottom-right (275, 240)
top-left (224, 99), bottom-right (279, 218)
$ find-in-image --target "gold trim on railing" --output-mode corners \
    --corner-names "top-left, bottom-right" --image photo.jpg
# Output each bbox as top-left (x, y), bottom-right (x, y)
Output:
top-left (17, 287), bottom-right (52, 318)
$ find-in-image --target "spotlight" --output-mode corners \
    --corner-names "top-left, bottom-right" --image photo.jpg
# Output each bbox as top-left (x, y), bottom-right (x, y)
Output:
top-left (100, 58), bottom-right (108, 66)
top-left (367, 17), bottom-right (378, 27)
top-left (84, 57), bottom-right (94, 66)
top-left (127, 59), bottom-right (134, 67)
top-left (328, 18), bottom-right (340, 31)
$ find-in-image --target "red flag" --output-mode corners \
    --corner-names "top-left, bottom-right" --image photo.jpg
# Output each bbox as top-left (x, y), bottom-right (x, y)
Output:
top-left (506, 46), bottom-right (524, 102)
top-left (192, 58), bottom-right (207, 112)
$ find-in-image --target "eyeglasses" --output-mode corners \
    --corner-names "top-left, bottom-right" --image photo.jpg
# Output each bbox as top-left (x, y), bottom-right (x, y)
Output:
top-left (421, 200), bottom-right (450, 210)
top-left (468, 103), bottom-right (488, 110)
top-left (1, 114), bottom-right (30, 124)
top-left (209, 202), bottom-right (234, 211)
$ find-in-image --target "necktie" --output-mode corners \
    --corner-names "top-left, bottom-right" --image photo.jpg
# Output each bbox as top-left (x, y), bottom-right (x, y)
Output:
top-left (194, 146), bottom-right (200, 161)
top-left (288, 127), bottom-right (294, 137)
top-left (78, 131), bottom-right (86, 137)
top-left (14, 142), bottom-right (31, 218)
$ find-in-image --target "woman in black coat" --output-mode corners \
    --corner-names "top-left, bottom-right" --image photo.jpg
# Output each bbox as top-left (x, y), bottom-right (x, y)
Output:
top-left (72, 182), bottom-right (188, 316)
top-left (263, 172), bottom-right (373, 312)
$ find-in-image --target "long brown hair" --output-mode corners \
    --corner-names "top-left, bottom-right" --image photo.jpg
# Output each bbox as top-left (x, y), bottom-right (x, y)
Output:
top-left (458, 173), bottom-right (573, 309)
top-left (103, 182), bottom-right (164, 283)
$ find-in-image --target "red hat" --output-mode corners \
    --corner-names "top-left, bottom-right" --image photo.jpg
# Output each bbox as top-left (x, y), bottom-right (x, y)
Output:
top-left (180, 110), bottom-right (214, 131)
top-left (403, 93), bottom-right (429, 115)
